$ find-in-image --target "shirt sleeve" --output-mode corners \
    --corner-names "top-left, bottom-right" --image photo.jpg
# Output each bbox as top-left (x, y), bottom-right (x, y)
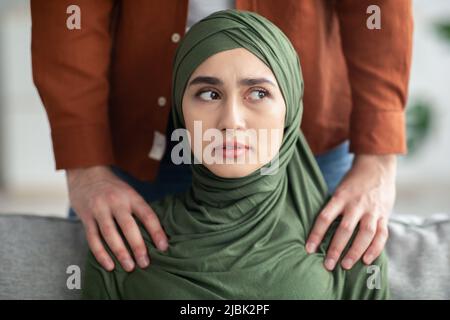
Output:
top-left (335, 0), bottom-right (413, 155)
top-left (30, 0), bottom-right (116, 170)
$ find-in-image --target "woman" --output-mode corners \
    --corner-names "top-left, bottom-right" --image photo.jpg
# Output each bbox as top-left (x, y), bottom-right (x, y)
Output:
top-left (81, 9), bottom-right (389, 299)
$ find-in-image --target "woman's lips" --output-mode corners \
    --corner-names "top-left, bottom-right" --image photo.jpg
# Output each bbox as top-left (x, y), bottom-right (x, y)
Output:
top-left (215, 141), bottom-right (250, 159)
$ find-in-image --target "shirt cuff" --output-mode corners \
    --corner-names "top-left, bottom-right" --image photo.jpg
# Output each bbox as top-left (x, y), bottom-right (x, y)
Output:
top-left (50, 124), bottom-right (116, 170)
top-left (349, 109), bottom-right (407, 155)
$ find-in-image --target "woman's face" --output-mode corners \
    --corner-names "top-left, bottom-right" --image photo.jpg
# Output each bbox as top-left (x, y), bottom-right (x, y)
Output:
top-left (182, 48), bottom-right (286, 178)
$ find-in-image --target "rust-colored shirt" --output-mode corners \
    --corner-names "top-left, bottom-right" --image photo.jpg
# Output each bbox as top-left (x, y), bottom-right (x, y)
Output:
top-left (30, 0), bottom-right (413, 182)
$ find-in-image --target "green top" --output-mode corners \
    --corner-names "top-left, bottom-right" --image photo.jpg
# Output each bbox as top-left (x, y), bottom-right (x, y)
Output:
top-left (81, 9), bottom-right (389, 300)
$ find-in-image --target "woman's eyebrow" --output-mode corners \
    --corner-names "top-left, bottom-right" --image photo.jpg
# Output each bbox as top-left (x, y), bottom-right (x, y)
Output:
top-left (188, 76), bottom-right (223, 87)
top-left (188, 76), bottom-right (276, 87)
top-left (239, 77), bottom-right (276, 87)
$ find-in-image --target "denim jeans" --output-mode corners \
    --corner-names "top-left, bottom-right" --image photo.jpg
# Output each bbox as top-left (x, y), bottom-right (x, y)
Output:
top-left (315, 139), bottom-right (354, 196)
top-left (67, 140), bottom-right (354, 219)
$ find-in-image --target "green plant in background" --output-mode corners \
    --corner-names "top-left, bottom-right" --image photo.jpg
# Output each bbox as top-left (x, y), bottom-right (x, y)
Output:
top-left (405, 100), bottom-right (433, 156)
top-left (403, 20), bottom-right (450, 158)
top-left (435, 22), bottom-right (450, 42)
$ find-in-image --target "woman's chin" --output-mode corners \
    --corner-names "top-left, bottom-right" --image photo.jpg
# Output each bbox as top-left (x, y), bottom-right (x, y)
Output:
top-left (206, 163), bottom-right (264, 179)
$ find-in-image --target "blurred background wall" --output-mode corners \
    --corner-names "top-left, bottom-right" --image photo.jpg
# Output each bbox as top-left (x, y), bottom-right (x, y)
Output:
top-left (0, 0), bottom-right (68, 216)
top-left (0, 0), bottom-right (449, 217)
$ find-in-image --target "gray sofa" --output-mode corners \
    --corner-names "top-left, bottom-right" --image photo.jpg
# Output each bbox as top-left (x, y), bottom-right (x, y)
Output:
top-left (0, 213), bottom-right (449, 299)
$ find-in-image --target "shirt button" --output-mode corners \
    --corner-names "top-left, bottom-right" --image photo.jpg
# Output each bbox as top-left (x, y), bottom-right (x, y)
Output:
top-left (157, 96), bottom-right (167, 107)
top-left (171, 33), bottom-right (181, 43)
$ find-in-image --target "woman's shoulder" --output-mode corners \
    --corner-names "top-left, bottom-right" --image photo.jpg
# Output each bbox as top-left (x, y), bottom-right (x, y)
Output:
top-left (147, 192), bottom-right (186, 220)
top-left (340, 250), bottom-right (391, 299)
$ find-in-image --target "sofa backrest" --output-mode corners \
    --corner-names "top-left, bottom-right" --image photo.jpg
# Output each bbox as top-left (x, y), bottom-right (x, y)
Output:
top-left (0, 213), bottom-right (449, 299)
top-left (0, 214), bottom-right (87, 299)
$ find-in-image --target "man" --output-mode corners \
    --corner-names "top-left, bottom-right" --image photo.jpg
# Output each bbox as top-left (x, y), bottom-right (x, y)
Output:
top-left (30, 0), bottom-right (413, 274)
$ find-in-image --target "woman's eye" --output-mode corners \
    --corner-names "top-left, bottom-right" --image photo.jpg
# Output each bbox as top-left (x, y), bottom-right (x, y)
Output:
top-left (197, 90), bottom-right (220, 101)
top-left (248, 89), bottom-right (268, 101)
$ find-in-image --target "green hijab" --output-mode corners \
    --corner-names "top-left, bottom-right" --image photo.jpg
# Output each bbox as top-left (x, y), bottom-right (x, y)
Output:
top-left (82, 9), bottom-right (389, 299)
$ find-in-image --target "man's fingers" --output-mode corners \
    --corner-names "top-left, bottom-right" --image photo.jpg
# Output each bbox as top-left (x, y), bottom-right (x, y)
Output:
top-left (114, 209), bottom-right (150, 269)
top-left (84, 219), bottom-right (115, 271)
top-left (323, 206), bottom-right (362, 271)
top-left (132, 199), bottom-right (169, 251)
top-left (305, 195), bottom-right (345, 254)
top-left (97, 211), bottom-right (136, 272)
top-left (340, 213), bottom-right (378, 270)
top-left (363, 217), bottom-right (389, 265)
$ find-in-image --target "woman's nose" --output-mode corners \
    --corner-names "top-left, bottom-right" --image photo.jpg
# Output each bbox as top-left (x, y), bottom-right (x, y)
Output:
top-left (217, 96), bottom-right (246, 132)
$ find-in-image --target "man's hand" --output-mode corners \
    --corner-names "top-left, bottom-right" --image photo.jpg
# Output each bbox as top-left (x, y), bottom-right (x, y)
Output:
top-left (66, 165), bottom-right (169, 272)
top-left (305, 154), bottom-right (397, 271)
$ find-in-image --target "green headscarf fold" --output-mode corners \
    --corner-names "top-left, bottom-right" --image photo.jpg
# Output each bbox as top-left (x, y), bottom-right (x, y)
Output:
top-left (82, 9), bottom-right (389, 299)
